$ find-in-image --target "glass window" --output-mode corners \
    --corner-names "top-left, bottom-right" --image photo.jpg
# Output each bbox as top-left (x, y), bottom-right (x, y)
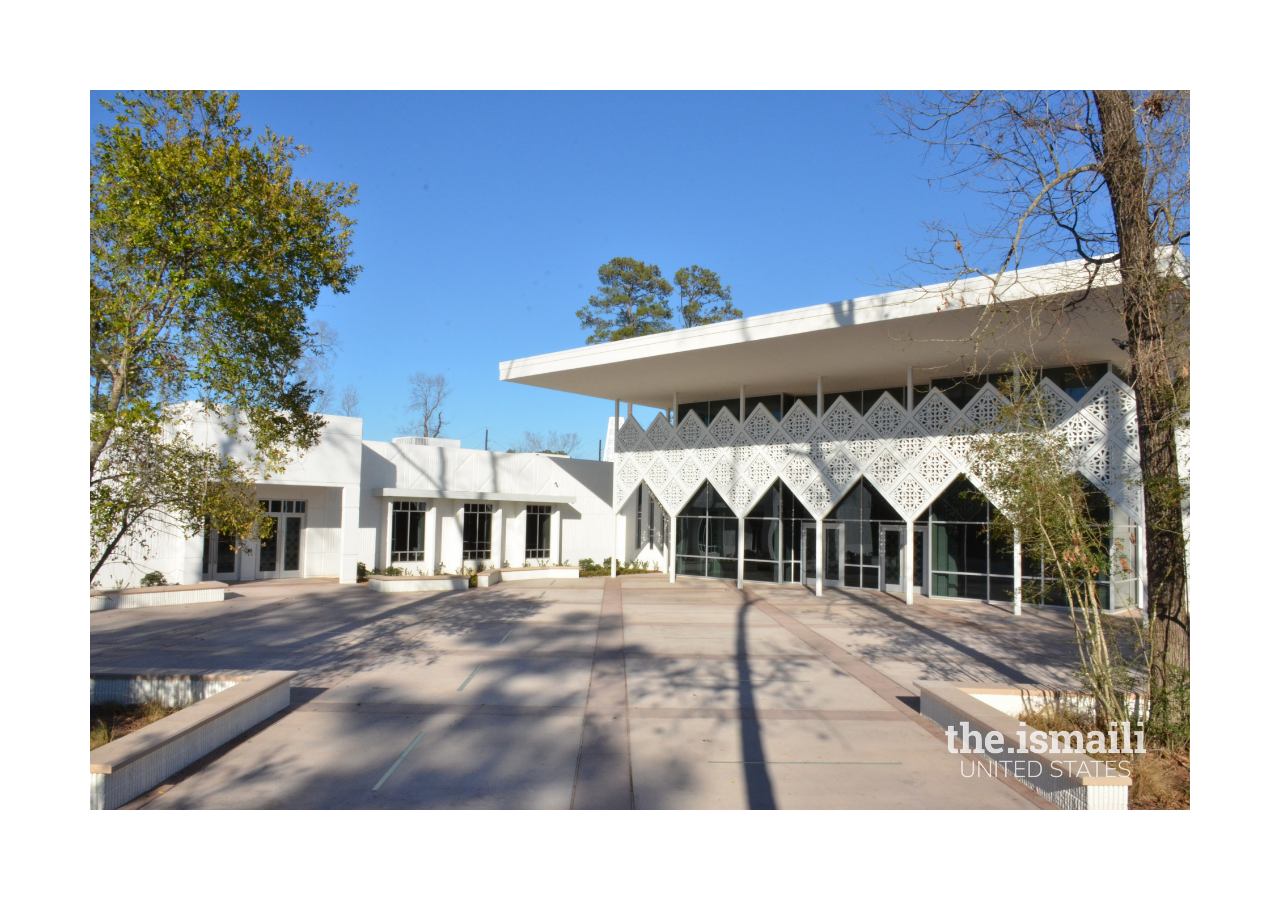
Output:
top-left (526, 504), bottom-right (551, 560)
top-left (745, 395), bottom-right (783, 421)
top-left (392, 501), bottom-right (426, 562)
top-left (462, 503), bottom-right (492, 561)
top-left (829, 479), bottom-right (900, 589)
top-left (1041, 363), bottom-right (1110, 402)
top-left (676, 483), bottom-right (739, 580)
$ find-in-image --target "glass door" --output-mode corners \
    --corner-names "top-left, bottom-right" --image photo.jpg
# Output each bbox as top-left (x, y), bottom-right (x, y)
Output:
top-left (802, 523), bottom-right (843, 587)
top-left (882, 526), bottom-right (925, 593)
top-left (257, 500), bottom-right (305, 579)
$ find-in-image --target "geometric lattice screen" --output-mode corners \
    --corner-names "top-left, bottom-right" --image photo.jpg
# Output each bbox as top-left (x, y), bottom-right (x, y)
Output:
top-left (612, 373), bottom-right (1143, 526)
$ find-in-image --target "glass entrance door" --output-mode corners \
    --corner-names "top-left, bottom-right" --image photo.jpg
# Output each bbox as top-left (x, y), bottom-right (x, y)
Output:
top-left (802, 523), bottom-right (843, 587)
top-left (882, 526), bottom-right (925, 593)
top-left (257, 500), bottom-right (306, 579)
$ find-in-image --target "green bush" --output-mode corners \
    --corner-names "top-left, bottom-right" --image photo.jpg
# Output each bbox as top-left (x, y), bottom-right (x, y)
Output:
top-left (140, 571), bottom-right (168, 587)
top-left (356, 561), bottom-right (369, 582)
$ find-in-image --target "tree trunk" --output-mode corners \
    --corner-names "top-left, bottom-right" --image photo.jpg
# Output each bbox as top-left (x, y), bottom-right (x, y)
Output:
top-left (1093, 90), bottom-right (1190, 743)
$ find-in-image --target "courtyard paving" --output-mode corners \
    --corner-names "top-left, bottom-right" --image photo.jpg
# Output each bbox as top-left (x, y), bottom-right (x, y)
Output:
top-left (89, 574), bottom-right (1085, 809)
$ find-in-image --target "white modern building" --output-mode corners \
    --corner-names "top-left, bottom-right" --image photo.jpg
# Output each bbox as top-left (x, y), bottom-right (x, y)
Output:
top-left (96, 421), bottom-right (621, 588)
top-left (502, 257), bottom-right (1185, 610)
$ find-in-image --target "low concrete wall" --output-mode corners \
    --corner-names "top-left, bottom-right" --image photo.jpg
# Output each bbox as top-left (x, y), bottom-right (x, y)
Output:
top-left (90, 581), bottom-right (227, 612)
top-left (91, 670), bottom-right (252, 707)
top-left (90, 670), bottom-right (295, 810)
top-left (915, 680), bottom-right (1132, 811)
top-left (366, 574), bottom-right (469, 592)
top-left (476, 566), bottom-right (580, 587)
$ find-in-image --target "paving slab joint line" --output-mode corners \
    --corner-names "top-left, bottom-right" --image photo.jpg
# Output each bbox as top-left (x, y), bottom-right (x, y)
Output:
top-left (737, 586), bottom-right (1058, 811)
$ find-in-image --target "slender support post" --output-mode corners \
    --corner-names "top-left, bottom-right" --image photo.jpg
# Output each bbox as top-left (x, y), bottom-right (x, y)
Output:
top-left (815, 516), bottom-right (824, 598)
top-left (739, 385), bottom-right (746, 422)
top-left (627, 401), bottom-right (633, 419)
top-left (1013, 529), bottom-right (1023, 616)
top-left (550, 506), bottom-right (562, 565)
top-left (906, 367), bottom-right (914, 412)
top-left (903, 520), bottom-right (916, 605)
top-left (426, 505), bottom-right (440, 574)
top-left (672, 391), bottom-right (678, 424)
top-left (737, 516), bottom-right (745, 589)
top-left (817, 375), bottom-right (824, 418)
top-left (384, 499), bottom-right (395, 570)
top-left (1137, 525), bottom-right (1148, 611)
top-left (612, 399), bottom-right (619, 577)
top-left (492, 505), bottom-right (505, 569)
top-left (668, 513), bottom-right (676, 583)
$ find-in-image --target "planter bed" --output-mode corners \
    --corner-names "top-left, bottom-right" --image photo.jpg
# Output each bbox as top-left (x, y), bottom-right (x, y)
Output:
top-left (366, 574), bottom-right (469, 592)
top-left (916, 680), bottom-right (1133, 811)
top-left (90, 581), bottom-right (228, 612)
top-left (89, 670), bottom-right (295, 810)
top-left (476, 566), bottom-right (580, 587)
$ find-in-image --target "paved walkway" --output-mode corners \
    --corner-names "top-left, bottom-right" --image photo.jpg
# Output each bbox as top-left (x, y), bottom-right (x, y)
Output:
top-left (90, 575), bottom-right (1082, 809)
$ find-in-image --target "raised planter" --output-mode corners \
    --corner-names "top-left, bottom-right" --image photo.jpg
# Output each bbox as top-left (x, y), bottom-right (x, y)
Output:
top-left (90, 670), bottom-right (295, 810)
top-left (476, 566), bottom-right (581, 587)
top-left (366, 574), bottom-right (469, 592)
top-left (90, 581), bottom-right (228, 612)
top-left (915, 680), bottom-right (1133, 811)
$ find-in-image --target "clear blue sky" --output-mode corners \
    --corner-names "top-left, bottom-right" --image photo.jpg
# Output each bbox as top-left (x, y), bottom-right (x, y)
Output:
top-left (91, 90), bottom-right (984, 454)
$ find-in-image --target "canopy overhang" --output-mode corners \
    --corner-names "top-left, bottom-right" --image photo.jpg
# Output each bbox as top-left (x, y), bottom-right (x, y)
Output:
top-left (499, 259), bottom-right (1131, 407)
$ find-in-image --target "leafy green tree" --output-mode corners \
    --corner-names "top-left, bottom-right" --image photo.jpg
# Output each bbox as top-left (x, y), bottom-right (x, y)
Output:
top-left (90, 90), bottom-right (359, 582)
top-left (575, 257), bottom-right (674, 343)
top-left (674, 265), bottom-right (742, 327)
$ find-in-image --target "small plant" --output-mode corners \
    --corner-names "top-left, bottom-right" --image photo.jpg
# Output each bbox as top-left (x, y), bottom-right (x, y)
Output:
top-left (383, 566), bottom-right (404, 576)
top-left (501, 559), bottom-right (510, 569)
top-left (357, 561), bottom-right (369, 582)
top-left (139, 571), bottom-right (168, 587)
top-left (522, 559), bottom-right (532, 567)
top-left (434, 561), bottom-right (446, 575)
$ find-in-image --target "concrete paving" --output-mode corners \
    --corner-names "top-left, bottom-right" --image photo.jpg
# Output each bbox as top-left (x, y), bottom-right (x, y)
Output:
top-left (90, 574), bottom-right (1082, 809)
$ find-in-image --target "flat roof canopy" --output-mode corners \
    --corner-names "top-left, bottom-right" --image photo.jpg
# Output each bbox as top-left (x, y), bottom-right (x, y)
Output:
top-left (499, 259), bottom-right (1130, 407)
top-left (373, 488), bottom-right (577, 504)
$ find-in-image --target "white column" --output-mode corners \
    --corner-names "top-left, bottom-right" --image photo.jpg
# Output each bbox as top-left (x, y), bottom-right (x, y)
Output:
top-left (627, 401), bottom-right (633, 419)
top-left (551, 506), bottom-right (562, 565)
top-left (612, 399), bottom-right (619, 578)
top-left (906, 367), bottom-right (914, 412)
top-left (384, 500), bottom-right (395, 569)
top-left (737, 516), bottom-right (745, 589)
top-left (668, 513), bottom-right (676, 583)
top-left (817, 375), bottom-right (824, 418)
top-left (1137, 525), bottom-right (1148, 611)
top-left (426, 505), bottom-right (440, 574)
top-left (739, 385), bottom-right (746, 421)
top-left (492, 505), bottom-right (505, 568)
top-left (1013, 529), bottom-right (1023, 616)
top-left (815, 516), bottom-right (824, 597)
top-left (338, 484), bottom-right (360, 584)
top-left (672, 391), bottom-right (678, 424)
top-left (904, 519), bottom-right (915, 605)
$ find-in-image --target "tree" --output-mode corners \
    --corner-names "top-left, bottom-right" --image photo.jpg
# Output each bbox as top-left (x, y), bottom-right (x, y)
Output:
top-left (338, 384), bottom-right (361, 417)
top-left (576, 257), bottom-right (674, 343)
top-left (510, 430), bottom-right (580, 456)
top-left (882, 90), bottom-right (1189, 745)
top-left (674, 265), bottom-right (742, 328)
top-left (404, 373), bottom-right (451, 437)
top-left (90, 90), bottom-right (359, 583)
top-left (282, 320), bottom-right (341, 413)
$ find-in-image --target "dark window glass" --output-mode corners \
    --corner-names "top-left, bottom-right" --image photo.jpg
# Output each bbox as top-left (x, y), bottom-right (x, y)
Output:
top-left (216, 529), bottom-right (237, 573)
top-left (678, 402), bottom-right (711, 426)
top-left (260, 520), bottom-right (278, 572)
top-left (860, 387), bottom-right (905, 414)
top-left (676, 555), bottom-right (707, 576)
top-left (931, 477), bottom-right (989, 523)
top-left (285, 500), bottom-right (295, 513)
top-left (989, 576), bottom-right (1015, 602)
top-left (794, 395), bottom-right (818, 415)
top-left (526, 504), bottom-right (551, 559)
top-left (284, 517), bottom-right (302, 571)
top-left (745, 395), bottom-right (783, 420)
top-left (1041, 363), bottom-right (1110, 402)
top-left (676, 482), bottom-right (739, 579)
top-left (463, 503), bottom-right (492, 560)
top-left (270, 500), bottom-right (282, 513)
top-left (296, 501), bottom-right (306, 514)
top-left (963, 524), bottom-right (988, 574)
top-left (743, 560), bottom-right (779, 583)
top-left (747, 483), bottom-right (780, 519)
top-left (989, 530), bottom-right (1015, 576)
top-left (708, 398), bottom-right (738, 424)
top-left (202, 515), bottom-right (211, 574)
top-left (392, 501), bottom-right (427, 562)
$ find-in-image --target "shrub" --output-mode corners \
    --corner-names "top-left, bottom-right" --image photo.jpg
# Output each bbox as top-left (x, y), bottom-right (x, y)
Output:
top-left (356, 561), bottom-right (369, 582)
top-left (140, 571), bottom-right (168, 587)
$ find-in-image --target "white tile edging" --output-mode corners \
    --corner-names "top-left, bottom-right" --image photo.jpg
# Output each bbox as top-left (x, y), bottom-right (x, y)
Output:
top-left (366, 576), bottom-right (469, 592)
top-left (89, 671), bottom-right (295, 810)
top-left (90, 583), bottom-right (227, 612)
top-left (915, 680), bottom-right (1131, 811)
top-left (476, 567), bottom-right (581, 587)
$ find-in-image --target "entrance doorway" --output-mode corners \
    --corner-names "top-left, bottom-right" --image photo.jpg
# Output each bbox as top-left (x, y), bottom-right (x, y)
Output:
top-left (801, 523), bottom-right (842, 587)
top-left (258, 500), bottom-right (306, 579)
top-left (882, 526), bottom-right (925, 594)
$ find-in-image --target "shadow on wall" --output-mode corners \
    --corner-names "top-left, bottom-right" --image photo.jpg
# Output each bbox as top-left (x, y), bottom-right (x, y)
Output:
top-left (549, 456), bottom-right (611, 508)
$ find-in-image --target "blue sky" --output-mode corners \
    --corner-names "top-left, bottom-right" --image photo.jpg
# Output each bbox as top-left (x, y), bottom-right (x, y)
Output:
top-left (91, 90), bottom-right (984, 454)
